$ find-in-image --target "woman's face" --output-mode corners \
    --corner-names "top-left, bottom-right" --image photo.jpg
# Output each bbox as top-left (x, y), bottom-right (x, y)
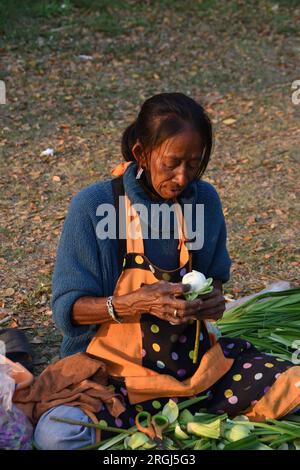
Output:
top-left (135, 129), bottom-right (204, 200)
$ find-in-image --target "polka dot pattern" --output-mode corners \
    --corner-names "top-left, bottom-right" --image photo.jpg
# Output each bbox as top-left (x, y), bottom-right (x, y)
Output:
top-left (162, 272), bottom-right (171, 281)
top-left (135, 255), bottom-right (144, 265)
top-left (233, 374), bottom-right (242, 382)
top-left (177, 369), bottom-right (186, 378)
top-left (151, 324), bottom-right (159, 333)
top-left (157, 360), bottom-right (165, 369)
top-left (129, 417), bottom-right (135, 427)
top-left (94, 339), bottom-right (292, 437)
top-left (98, 256), bottom-right (293, 434)
top-left (243, 363), bottom-right (252, 369)
top-left (224, 389), bottom-right (233, 398)
top-left (228, 396), bottom-right (238, 405)
top-left (91, 251), bottom-right (295, 436)
top-left (180, 267), bottom-right (187, 277)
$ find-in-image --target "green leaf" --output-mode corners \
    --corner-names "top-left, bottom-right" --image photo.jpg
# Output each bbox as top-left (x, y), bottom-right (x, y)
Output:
top-left (223, 435), bottom-right (272, 450)
top-left (174, 423), bottom-right (189, 440)
top-left (162, 399), bottom-right (179, 424)
top-left (179, 409), bottom-right (195, 426)
top-left (193, 438), bottom-right (212, 450)
top-left (225, 424), bottom-right (251, 442)
top-left (126, 432), bottom-right (149, 450)
top-left (187, 419), bottom-right (221, 439)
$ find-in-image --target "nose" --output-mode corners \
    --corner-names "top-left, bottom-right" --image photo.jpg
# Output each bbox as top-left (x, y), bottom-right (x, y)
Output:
top-left (173, 164), bottom-right (189, 188)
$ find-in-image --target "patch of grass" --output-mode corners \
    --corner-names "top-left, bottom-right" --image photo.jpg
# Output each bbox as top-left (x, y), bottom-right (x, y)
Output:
top-left (87, 11), bottom-right (124, 35)
top-left (197, 0), bottom-right (219, 13)
top-left (0, 0), bottom-right (73, 39)
top-left (103, 41), bottom-right (139, 57)
top-left (2, 0), bottom-right (299, 48)
top-left (0, 227), bottom-right (11, 237)
top-left (1, 246), bottom-right (26, 261)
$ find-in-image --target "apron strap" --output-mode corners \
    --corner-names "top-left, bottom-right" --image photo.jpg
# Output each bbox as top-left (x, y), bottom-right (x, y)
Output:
top-left (111, 176), bottom-right (127, 276)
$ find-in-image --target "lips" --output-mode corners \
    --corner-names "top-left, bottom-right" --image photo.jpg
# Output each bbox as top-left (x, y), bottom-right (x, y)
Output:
top-left (170, 188), bottom-right (183, 194)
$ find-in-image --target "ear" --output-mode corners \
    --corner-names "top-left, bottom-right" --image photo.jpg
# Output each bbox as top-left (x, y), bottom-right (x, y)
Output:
top-left (132, 142), bottom-right (147, 168)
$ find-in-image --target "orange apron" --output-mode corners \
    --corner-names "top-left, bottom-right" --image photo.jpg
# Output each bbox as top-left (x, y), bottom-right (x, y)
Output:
top-left (87, 162), bottom-right (300, 420)
top-left (87, 163), bottom-right (235, 404)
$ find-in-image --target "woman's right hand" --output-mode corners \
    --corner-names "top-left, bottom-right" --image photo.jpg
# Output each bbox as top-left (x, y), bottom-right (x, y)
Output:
top-left (113, 280), bottom-right (204, 325)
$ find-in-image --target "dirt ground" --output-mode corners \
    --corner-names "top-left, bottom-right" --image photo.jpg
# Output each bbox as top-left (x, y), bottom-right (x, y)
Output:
top-left (0, 0), bottom-right (299, 373)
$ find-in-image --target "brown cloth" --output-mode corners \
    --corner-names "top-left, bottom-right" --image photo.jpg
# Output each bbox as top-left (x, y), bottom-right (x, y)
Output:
top-left (12, 352), bottom-right (126, 426)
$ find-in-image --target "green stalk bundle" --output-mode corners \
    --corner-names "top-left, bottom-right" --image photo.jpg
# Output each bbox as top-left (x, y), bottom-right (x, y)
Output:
top-left (217, 287), bottom-right (300, 361)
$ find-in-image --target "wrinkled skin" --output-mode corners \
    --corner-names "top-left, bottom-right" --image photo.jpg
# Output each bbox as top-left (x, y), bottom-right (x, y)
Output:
top-left (113, 280), bottom-right (225, 324)
top-left (132, 129), bottom-right (204, 201)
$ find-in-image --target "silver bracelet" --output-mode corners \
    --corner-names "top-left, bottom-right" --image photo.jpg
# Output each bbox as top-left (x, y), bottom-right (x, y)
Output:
top-left (106, 296), bottom-right (122, 323)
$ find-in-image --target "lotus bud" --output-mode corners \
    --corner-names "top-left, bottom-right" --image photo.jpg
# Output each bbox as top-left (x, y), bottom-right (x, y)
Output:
top-left (182, 270), bottom-right (214, 301)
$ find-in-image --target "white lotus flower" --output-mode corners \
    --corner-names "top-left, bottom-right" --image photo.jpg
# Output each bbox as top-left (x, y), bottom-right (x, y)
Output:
top-left (182, 270), bottom-right (213, 301)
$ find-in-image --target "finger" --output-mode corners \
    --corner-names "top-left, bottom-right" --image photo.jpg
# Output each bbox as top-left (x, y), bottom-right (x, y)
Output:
top-left (197, 296), bottom-right (225, 310)
top-left (164, 310), bottom-right (195, 324)
top-left (197, 305), bottom-right (225, 321)
top-left (169, 282), bottom-right (191, 296)
top-left (199, 290), bottom-right (217, 300)
top-left (155, 307), bottom-right (184, 324)
top-left (168, 298), bottom-right (203, 317)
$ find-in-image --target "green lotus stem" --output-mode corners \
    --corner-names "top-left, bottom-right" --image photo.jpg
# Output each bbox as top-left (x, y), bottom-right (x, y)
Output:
top-left (177, 395), bottom-right (209, 410)
top-left (50, 416), bottom-right (131, 434)
top-left (232, 420), bottom-right (300, 438)
top-left (269, 435), bottom-right (299, 448)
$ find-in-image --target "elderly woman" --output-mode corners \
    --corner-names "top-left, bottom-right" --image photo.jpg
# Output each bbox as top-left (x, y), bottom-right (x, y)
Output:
top-left (34, 93), bottom-right (299, 450)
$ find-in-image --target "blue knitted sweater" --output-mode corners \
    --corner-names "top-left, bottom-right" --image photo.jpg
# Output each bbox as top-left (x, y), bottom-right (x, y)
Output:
top-left (51, 162), bottom-right (231, 357)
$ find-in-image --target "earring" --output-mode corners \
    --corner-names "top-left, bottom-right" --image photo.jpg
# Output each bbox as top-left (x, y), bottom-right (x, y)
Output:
top-left (136, 167), bottom-right (144, 180)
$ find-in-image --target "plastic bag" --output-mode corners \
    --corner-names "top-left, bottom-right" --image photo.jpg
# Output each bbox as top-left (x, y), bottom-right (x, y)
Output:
top-left (225, 280), bottom-right (291, 311)
top-left (0, 363), bottom-right (15, 412)
top-left (0, 403), bottom-right (33, 450)
top-left (0, 358), bottom-right (33, 450)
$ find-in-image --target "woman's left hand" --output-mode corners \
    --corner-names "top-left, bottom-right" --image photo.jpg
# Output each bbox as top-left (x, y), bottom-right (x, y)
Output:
top-left (193, 287), bottom-right (226, 321)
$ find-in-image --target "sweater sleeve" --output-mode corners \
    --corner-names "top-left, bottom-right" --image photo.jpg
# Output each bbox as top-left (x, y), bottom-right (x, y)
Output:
top-left (206, 214), bottom-right (232, 283)
top-left (193, 180), bottom-right (232, 284)
top-left (204, 184), bottom-right (231, 283)
top-left (51, 191), bottom-right (104, 338)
